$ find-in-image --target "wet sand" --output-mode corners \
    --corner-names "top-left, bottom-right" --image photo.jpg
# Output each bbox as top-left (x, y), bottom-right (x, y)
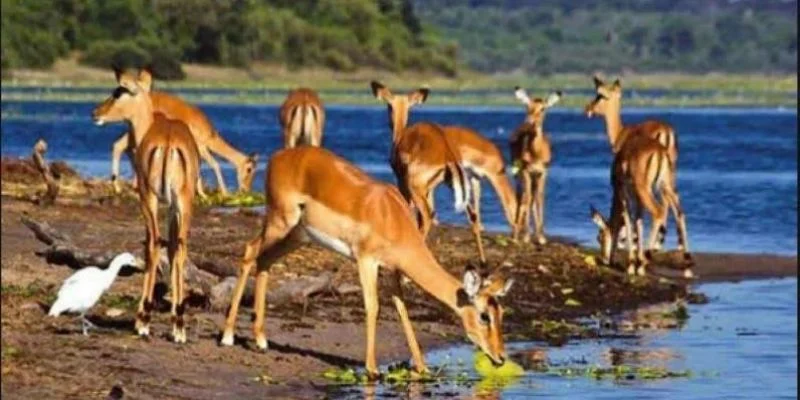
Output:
top-left (1, 159), bottom-right (795, 399)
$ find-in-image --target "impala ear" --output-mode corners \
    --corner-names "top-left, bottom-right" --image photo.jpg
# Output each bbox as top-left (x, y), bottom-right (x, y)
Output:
top-left (112, 63), bottom-right (124, 83)
top-left (611, 79), bottom-right (621, 90)
top-left (408, 87), bottom-right (429, 105)
top-left (593, 75), bottom-right (604, 88)
top-left (544, 91), bottom-right (563, 108)
top-left (137, 67), bottom-right (153, 93)
top-left (590, 204), bottom-right (608, 229)
top-left (463, 266), bottom-right (482, 299)
top-left (248, 152), bottom-right (259, 162)
top-left (514, 86), bottom-right (532, 105)
top-left (370, 80), bottom-right (392, 102)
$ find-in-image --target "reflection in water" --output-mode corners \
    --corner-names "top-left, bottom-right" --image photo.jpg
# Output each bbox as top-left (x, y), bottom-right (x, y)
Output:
top-left (329, 279), bottom-right (797, 399)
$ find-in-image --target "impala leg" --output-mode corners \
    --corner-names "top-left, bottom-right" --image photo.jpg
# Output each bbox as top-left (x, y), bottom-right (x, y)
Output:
top-left (220, 208), bottom-right (300, 347)
top-left (110, 132), bottom-right (132, 193)
top-left (470, 177), bottom-right (483, 231)
top-left (465, 203), bottom-right (487, 266)
top-left (663, 187), bottom-right (694, 277)
top-left (358, 258), bottom-right (381, 379)
top-left (533, 170), bottom-right (548, 245)
top-left (409, 183), bottom-right (433, 238)
top-left (426, 189), bottom-right (438, 226)
top-left (170, 199), bottom-right (192, 344)
top-left (389, 270), bottom-right (428, 374)
top-left (619, 200), bottom-right (635, 275)
top-left (136, 192), bottom-right (160, 337)
top-left (199, 147), bottom-right (228, 196)
top-left (513, 173), bottom-right (532, 243)
top-left (634, 203), bottom-right (647, 276)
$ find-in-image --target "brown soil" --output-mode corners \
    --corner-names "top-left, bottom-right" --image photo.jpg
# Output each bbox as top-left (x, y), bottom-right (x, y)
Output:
top-left (1, 160), bottom-right (795, 399)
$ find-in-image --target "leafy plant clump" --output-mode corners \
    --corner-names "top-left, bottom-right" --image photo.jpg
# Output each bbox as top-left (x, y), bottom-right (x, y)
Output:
top-left (548, 364), bottom-right (692, 381)
top-left (197, 191), bottom-right (266, 208)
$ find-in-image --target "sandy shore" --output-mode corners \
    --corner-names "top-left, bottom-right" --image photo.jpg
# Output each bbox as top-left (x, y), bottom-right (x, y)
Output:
top-left (1, 160), bottom-right (795, 399)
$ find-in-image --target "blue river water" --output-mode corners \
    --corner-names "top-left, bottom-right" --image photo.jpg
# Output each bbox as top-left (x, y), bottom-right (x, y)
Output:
top-left (1, 101), bottom-right (796, 256)
top-left (1, 98), bottom-right (797, 399)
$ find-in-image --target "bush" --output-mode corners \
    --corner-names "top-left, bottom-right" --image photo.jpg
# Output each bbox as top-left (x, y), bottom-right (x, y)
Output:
top-left (80, 40), bottom-right (185, 81)
top-left (322, 49), bottom-right (355, 71)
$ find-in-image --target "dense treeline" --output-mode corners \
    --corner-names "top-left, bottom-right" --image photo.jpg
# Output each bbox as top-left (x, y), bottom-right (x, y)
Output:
top-left (414, 0), bottom-right (797, 74)
top-left (1, 0), bottom-right (457, 79)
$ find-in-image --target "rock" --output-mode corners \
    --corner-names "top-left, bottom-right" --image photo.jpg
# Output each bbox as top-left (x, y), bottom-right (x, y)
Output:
top-left (105, 308), bottom-right (125, 317)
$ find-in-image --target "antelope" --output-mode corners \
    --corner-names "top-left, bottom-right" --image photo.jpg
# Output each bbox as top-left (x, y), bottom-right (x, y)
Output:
top-left (370, 81), bottom-right (518, 265)
top-left (279, 88), bottom-right (325, 148)
top-left (93, 67), bottom-right (200, 342)
top-left (589, 133), bottom-right (693, 278)
top-left (108, 91), bottom-right (258, 196)
top-left (219, 146), bottom-right (514, 378)
top-left (585, 76), bottom-right (681, 252)
top-left (509, 87), bottom-right (561, 245)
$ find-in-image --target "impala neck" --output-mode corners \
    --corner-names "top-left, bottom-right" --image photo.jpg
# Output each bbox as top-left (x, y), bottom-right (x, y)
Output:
top-left (488, 173), bottom-right (518, 230)
top-left (128, 102), bottom-right (155, 147)
top-left (603, 104), bottom-right (625, 153)
top-left (208, 135), bottom-right (248, 166)
top-left (395, 250), bottom-right (463, 313)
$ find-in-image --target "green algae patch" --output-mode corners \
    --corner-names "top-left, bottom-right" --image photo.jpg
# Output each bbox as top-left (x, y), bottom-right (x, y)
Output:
top-left (474, 352), bottom-right (525, 378)
top-left (197, 191), bottom-right (266, 208)
top-left (547, 365), bottom-right (692, 381)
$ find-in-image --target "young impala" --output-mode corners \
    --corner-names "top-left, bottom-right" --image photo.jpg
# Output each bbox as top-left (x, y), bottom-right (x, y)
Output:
top-left (219, 146), bottom-right (514, 378)
top-left (590, 133), bottom-right (693, 278)
top-left (370, 81), bottom-right (518, 265)
top-left (585, 76), bottom-right (682, 253)
top-left (93, 67), bottom-right (200, 342)
top-left (509, 87), bottom-right (561, 245)
top-left (108, 91), bottom-right (257, 196)
top-left (279, 87), bottom-right (325, 148)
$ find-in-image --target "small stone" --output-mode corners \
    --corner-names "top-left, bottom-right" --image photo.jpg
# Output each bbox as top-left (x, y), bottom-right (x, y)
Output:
top-left (105, 308), bottom-right (125, 317)
top-left (20, 302), bottom-right (40, 311)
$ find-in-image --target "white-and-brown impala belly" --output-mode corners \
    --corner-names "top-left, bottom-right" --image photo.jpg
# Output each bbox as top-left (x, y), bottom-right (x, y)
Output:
top-left (299, 201), bottom-right (362, 260)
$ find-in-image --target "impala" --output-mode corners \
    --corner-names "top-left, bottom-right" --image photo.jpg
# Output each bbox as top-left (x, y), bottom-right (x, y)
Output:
top-left (585, 76), bottom-right (681, 252)
top-left (279, 87), bottom-right (325, 148)
top-left (108, 91), bottom-right (257, 196)
top-left (509, 87), bottom-right (561, 245)
top-left (590, 133), bottom-right (693, 277)
top-left (370, 81), bottom-right (518, 264)
top-left (219, 146), bottom-right (514, 378)
top-left (93, 67), bottom-right (199, 342)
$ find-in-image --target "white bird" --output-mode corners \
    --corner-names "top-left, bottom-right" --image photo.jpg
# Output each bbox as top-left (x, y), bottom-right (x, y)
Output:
top-left (48, 252), bottom-right (138, 335)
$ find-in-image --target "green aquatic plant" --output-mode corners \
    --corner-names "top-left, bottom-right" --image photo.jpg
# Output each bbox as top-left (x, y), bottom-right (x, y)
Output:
top-left (197, 191), bottom-right (266, 208)
top-left (548, 365), bottom-right (692, 381)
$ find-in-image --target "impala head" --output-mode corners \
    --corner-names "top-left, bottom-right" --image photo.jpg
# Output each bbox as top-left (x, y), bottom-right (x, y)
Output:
top-left (458, 265), bottom-right (514, 366)
top-left (514, 87), bottom-right (562, 127)
top-left (370, 80), bottom-right (429, 137)
top-left (93, 66), bottom-right (154, 126)
top-left (590, 204), bottom-right (613, 264)
top-left (236, 153), bottom-right (259, 192)
top-left (585, 76), bottom-right (622, 118)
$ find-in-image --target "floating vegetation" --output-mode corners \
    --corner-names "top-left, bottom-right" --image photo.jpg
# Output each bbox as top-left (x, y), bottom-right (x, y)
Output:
top-left (547, 365), bottom-right (692, 381)
top-left (473, 352), bottom-right (525, 378)
top-left (197, 191), bottom-right (266, 208)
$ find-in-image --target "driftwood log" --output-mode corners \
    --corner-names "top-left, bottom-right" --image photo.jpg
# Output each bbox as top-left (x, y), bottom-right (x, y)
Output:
top-left (21, 215), bottom-right (359, 311)
top-left (31, 139), bottom-right (60, 205)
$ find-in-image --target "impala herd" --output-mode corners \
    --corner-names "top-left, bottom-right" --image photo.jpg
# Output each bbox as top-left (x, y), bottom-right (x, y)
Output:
top-left (90, 66), bottom-right (693, 378)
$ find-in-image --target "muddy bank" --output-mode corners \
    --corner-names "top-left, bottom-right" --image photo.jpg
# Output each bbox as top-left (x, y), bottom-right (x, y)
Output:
top-left (1, 161), bottom-right (795, 399)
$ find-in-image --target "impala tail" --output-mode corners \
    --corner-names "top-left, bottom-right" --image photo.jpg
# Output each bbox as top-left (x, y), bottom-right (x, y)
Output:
top-left (289, 104), bottom-right (319, 146)
top-left (144, 146), bottom-right (190, 206)
top-left (445, 161), bottom-right (470, 212)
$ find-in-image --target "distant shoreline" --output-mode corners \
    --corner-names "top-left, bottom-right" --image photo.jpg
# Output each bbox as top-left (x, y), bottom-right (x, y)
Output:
top-left (2, 59), bottom-right (796, 108)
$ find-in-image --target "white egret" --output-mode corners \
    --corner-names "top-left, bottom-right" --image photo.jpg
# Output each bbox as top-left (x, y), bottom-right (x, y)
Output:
top-left (48, 252), bottom-right (138, 335)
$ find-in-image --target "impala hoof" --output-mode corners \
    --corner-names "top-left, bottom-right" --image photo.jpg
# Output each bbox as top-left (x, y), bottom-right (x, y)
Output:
top-left (637, 266), bottom-right (647, 276)
top-left (626, 265), bottom-right (636, 275)
top-left (220, 332), bottom-right (235, 346)
top-left (172, 327), bottom-right (187, 344)
top-left (683, 268), bottom-right (695, 279)
top-left (136, 325), bottom-right (150, 337)
top-left (536, 235), bottom-right (547, 246)
top-left (255, 336), bottom-right (268, 351)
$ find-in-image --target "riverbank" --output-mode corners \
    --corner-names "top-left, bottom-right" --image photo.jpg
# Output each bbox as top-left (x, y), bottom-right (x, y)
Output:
top-left (0, 159), bottom-right (796, 398)
top-left (2, 59), bottom-right (796, 108)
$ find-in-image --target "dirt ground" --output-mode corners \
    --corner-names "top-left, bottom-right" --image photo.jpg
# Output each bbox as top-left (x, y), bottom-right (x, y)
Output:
top-left (1, 159), bottom-right (796, 399)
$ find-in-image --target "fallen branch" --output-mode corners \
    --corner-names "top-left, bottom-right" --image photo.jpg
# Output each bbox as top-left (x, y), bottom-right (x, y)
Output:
top-left (31, 139), bottom-right (60, 205)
